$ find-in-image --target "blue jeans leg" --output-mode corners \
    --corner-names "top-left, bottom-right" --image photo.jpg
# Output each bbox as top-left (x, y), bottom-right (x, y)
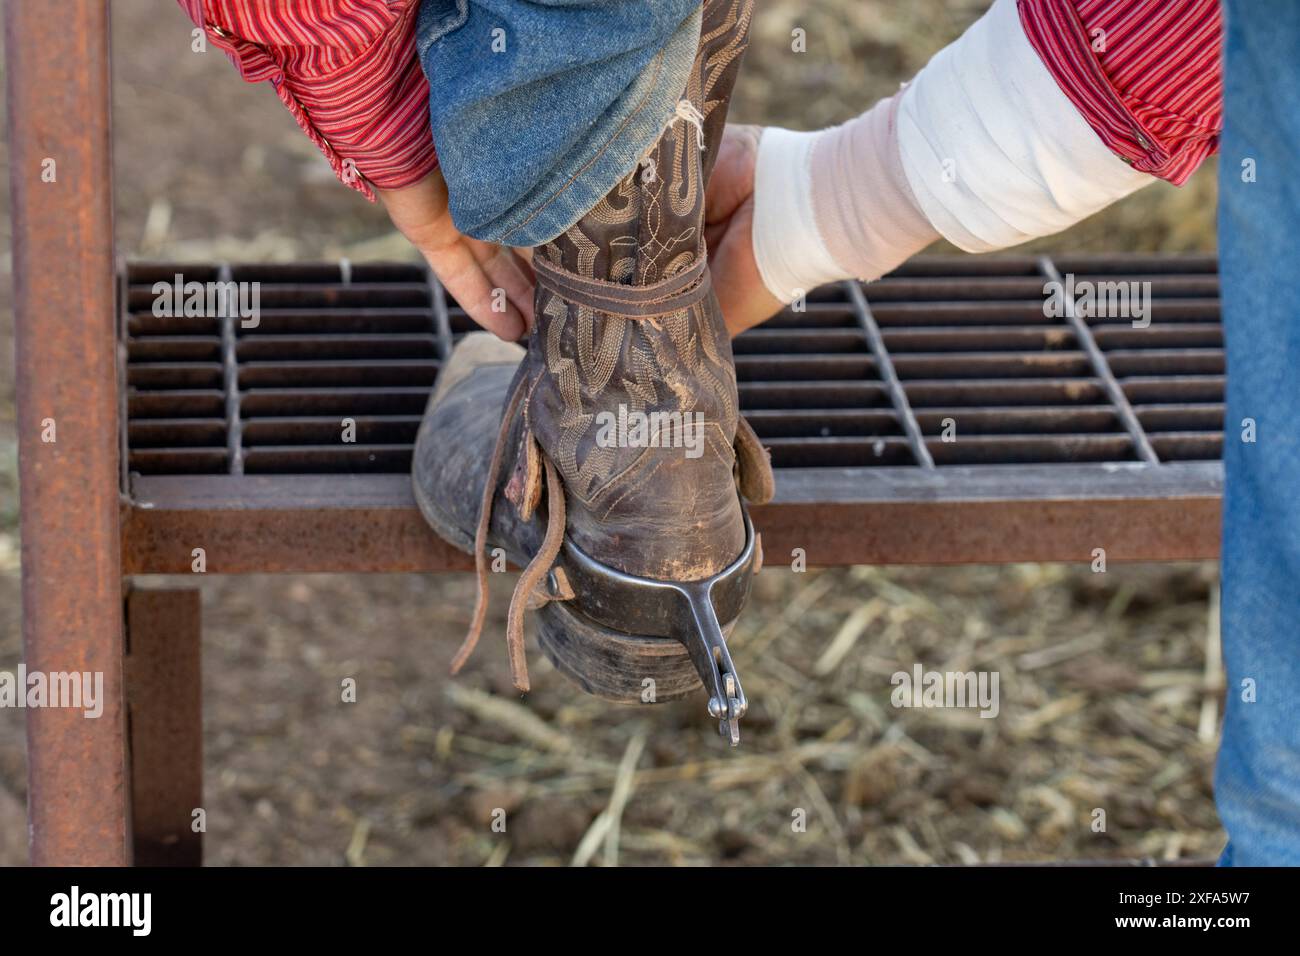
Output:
top-left (1214, 0), bottom-right (1300, 866)
top-left (417, 0), bottom-right (703, 246)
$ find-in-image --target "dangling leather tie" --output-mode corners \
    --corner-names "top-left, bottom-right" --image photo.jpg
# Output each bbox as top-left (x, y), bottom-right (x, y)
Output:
top-left (448, 376), bottom-right (568, 693)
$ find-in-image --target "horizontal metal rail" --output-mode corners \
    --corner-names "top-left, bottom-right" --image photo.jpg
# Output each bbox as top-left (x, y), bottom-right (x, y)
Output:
top-left (122, 461), bottom-right (1222, 573)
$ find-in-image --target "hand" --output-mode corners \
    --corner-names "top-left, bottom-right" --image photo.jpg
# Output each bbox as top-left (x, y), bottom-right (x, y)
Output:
top-left (704, 124), bottom-right (785, 337)
top-left (377, 169), bottom-right (535, 341)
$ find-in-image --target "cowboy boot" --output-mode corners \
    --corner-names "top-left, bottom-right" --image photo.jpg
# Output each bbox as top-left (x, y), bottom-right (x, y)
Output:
top-left (413, 0), bottom-right (773, 741)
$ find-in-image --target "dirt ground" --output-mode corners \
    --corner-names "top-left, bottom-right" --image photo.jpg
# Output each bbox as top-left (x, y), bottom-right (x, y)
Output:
top-left (0, 0), bottom-right (1223, 865)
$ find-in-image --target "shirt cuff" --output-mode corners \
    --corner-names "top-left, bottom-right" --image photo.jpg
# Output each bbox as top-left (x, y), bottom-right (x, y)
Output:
top-left (1016, 0), bottom-right (1221, 186)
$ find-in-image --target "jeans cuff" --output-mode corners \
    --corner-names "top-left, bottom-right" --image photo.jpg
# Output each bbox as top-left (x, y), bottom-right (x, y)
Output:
top-left (417, 0), bottom-right (469, 57)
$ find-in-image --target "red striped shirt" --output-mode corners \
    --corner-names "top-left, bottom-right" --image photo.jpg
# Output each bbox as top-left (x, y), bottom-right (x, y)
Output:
top-left (177, 0), bottom-right (438, 201)
top-left (183, 0), bottom-right (1222, 202)
top-left (1018, 0), bottom-right (1223, 185)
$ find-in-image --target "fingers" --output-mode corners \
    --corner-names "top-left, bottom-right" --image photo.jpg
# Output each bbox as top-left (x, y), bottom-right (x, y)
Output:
top-left (378, 172), bottom-right (537, 341)
top-left (473, 240), bottom-right (536, 333)
top-left (426, 239), bottom-right (528, 341)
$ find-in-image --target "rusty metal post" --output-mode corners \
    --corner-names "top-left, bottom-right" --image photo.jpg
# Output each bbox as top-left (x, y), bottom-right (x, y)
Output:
top-left (126, 588), bottom-right (203, 866)
top-left (4, 1), bottom-right (129, 865)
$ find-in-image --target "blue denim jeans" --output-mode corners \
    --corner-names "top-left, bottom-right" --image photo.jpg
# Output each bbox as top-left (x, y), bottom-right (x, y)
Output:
top-left (416, 0), bottom-right (702, 246)
top-left (1215, 0), bottom-right (1300, 866)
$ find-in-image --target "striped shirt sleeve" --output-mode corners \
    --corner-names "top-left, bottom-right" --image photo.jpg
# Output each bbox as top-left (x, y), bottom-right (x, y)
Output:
top-left (1017, 0), bottom-right (1222, 185)
top-left (177, 0), bottom-right (438, 202)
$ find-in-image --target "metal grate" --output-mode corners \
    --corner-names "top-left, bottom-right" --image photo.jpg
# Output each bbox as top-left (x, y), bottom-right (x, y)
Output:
top-left (118, 254), bottom-right (1224, 573)
top-left (123, 261), bottom-right (441, 477)
top-left (122, 253), bottom-right (1222, 478)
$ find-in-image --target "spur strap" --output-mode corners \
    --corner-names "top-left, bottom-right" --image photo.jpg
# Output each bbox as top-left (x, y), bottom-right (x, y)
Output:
top-left (532, 252), bottom-right (712, 319)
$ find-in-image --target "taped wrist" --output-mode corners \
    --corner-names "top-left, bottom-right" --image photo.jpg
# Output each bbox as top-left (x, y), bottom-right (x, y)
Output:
top-left (751, 127), bottom-right (843, 304)
top-left (895, 0), bottom-right (1152, 252)
top-left (809, 92), bottom-right (939, 287)
top-left (751, 94), bottom-right (939, 305)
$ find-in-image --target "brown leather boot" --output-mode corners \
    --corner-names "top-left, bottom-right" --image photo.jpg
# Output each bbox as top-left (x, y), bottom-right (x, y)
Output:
top-left (414, 0), bottom-right (773, 742)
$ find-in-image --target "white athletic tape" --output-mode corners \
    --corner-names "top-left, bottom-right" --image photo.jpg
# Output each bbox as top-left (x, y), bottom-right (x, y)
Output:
top-left (751, 127), bottom-right (844, 304)
top-left (895, 0), bottom-right (1151, 252)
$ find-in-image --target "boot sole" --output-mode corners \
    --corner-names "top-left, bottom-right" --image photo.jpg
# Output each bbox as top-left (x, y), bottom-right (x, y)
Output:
top-left (535, 600), bottom-right (706, 704)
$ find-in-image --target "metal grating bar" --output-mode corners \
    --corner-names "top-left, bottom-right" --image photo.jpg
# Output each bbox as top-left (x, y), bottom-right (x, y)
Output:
top-left (218, 263), bottom-right (244, 475)
top-left (864, 256), bottom-right (1132, 467)
top-left (426, 263), bottom-right (454, 362)
top-left (848, 281), bottom-right (935, 468)
top-left (1052, 253), bottom-right (1222, 463)
top-left (1037, 256), bottom-right (1159, 464)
